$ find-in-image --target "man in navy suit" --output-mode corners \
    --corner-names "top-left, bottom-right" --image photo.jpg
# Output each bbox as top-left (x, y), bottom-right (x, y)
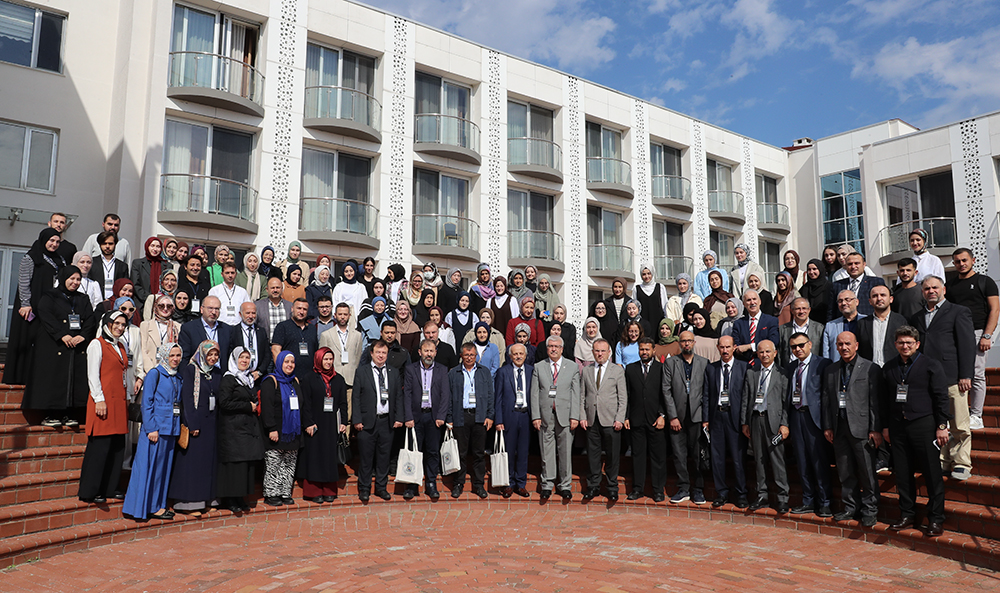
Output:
top-left (178, 295), bottom-right (232, 364)
top-left (785, 332), bottom-right (833, 517)
top-left (625, 338), bottom-right (668, 502)
top-left (733, 289), bottom-right (780, 366)
top-left (494, 343), bottom-right (533, 498)
top-left (402, 339), bottom-right (451, 500)
top-left (701, 335), bottom-right (749, 508)
top-left (828, 252), bottom-right (885, 321)
top-left (352, 340), bottom-right (404, 502)
top-left (447, 343), bottom-right (495, 499)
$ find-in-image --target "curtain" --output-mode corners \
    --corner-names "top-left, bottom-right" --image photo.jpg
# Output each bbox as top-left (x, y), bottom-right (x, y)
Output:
top-left (508, 102), bottom-right (527, 164)
top-left (162, 120), bottom-right (208, 212)
top-left (415, 73), bottom-right (441, 142)
top-left (0, 1), bottom-right (34, 67)
top-left (300, 148), bottom-right (335, 231)
top-left (171, 6), bottom-right (215, 88)
top-left (0, 122), bottom-right (25, 189)
top-left (442, 82), bottom-right (468, 146)
top-left (338, 154), bottom-right (371, 234)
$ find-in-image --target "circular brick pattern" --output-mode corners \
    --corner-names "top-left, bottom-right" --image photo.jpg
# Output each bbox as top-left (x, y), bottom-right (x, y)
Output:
top-left (1, 506), bottom-right (995, 591)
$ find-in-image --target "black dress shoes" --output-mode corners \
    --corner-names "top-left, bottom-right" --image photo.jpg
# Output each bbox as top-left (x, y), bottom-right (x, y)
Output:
top-left (473, 487), bottom-right (488, 499)
top-left (926, 522), bottom-right (944, 537)
top-left (734, 496), bottom-right (749, 509)
top-left (515, 487), bottom-right (530, 498)
top-left (606, 492), bottom-right (618, 502)
top-left (789, 505), bottom-right (813, 515)
top-left (281, 496), bottom-right (294, 505)
top-left (375, 490), bottom-right (392, 501)
top-left (627, 490), bottom-right (643, 501)
top-left (323, 495), bottom-right (337, 502)
top-left (112, 491), bottom-right (124, 500)
top-left (776, 503), bottom-right (790, 514)
top-left (264, 496), bottom-right (284, 507)
top-left (540, 489), bottom-right (552, 500)
top-left (403, 488), bottom-right (416, 501)
top-left (502, 487), bottom-right (513, 498)
top-left (889, 516), bottom-right (915, 531)
top-left (861, 516), bottom-right (877, 528)
top-left (358, 491), bottom-right (371, 503)
top-left (816, 505), bottom-right (833, 518)
top-left (426, 486), bottom-right (440, 499)
top-left (558, 489), bottom-right (573, 501)
top-left (833, 511), bottom-right (855, 522)
top-left (582, 488), bottom-right (598, 501)
top-left (748, 498), bottom-right (768, 511)
top-left (652, 493), bottom-right (665, 503)
top-left (712, 497), bottom-right (727, 508)
top-left (304, 496), bottom-right (324, 504)
top-left (451, 485), bottom-right (464, 499)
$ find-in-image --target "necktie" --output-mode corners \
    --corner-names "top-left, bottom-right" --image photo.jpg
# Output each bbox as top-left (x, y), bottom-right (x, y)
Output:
top-left (850, 278), bottom-right (860, 294)
top-left (723, 363), bottom-right (730, 390)
top-left (795, 362), bottom-right (805, 409)
top-left (596, 364), bottom-right (603, 390)
top-left (517, 367), bottom-right (524, 393)
top-left (643, 363), bottom-right (648, 378)
top-left (749, 316), bottom-right (757, 343)
top-left (378, 366), bottom-right (387, 406)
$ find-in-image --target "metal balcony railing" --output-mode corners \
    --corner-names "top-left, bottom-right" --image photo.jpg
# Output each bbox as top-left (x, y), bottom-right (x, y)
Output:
top-left (168, 51), bottom-right (264, 105)
top-left (299, 197), bottom-right (378, 238)
top-left (159, 174), bottom-right (257, 222)
top-left (304, 86), bottom-right (382, 132)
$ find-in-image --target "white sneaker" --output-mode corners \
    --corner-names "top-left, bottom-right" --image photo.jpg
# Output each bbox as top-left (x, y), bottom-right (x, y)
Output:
top-left (969, 415), bottom-right (984, 430)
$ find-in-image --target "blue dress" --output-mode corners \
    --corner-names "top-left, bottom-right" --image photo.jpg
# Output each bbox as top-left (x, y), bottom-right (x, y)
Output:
top-left (122, 365), bottom-right (182, 519)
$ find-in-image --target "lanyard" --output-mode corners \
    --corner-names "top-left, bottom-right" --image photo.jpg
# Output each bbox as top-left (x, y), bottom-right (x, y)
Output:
top-left (338, 329), bottom-right (349, 349)
top-left (222, 283), bottom-right (237, 306)
top-left (421, 364), bottom-right (433, 391)
top-left (244, 325), bottom-right (255, 351)
top-left (758, 367), bottom-right (770, 391)
top-left (901, 353), bottom-right (920, 384)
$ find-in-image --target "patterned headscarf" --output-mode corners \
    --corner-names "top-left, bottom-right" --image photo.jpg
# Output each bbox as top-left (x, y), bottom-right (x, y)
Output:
top-left (156, 342), bottom-right (181, 375)
top-left (226, 346), bottom-right (255, 389)
top-left (190, 340), bottom-right (220, 409)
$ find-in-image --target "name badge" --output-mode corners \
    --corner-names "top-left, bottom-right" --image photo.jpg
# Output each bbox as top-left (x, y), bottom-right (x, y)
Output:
top-left (68, 314), bottom-right (81, 330)
top-left (755, 388), bottom-right (765, 405)
top-left (896, 384), bottom-right (908, 403)
top-left (719, 390), bottom-right (729, 406)
top-left (227, 306), bottom-right (236, 315)
top-left (422, 389), bottom-right (431, 406)
top-left (380, 387), bottom-right (389, 405)
top-left (838, 390), bottom-right (847, 409)
top-left (298, 342), bottom-right (309, 356)
top-left (469, 391), bottom-right (476, 406)
top-left (208, 396), bottom-right (216, 411)
top-left (341, 349), bottom-right (349, 364)
top-left (173, 403), bottom-right (181, 415)
top-left (549, 388), bottom-right (557, 398)
top-left (289, 396), bottom-right (299, 410)
top-left (191, 299), bottom-right (200, 312)
top-left (792, 391), bottom-right (801, 406)
top-left (324, 396), bottom-right (334, 412)
top-left (685, 379), bottom-right (691, 394)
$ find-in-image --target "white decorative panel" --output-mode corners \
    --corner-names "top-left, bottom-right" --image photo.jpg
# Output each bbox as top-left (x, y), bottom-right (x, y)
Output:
top-left (632, 99), bottom-right (651, 269)
top-left (484, 49), bottom-right (504, 270)
top-left (383, 16), bottom-right (413, 263)
top-left (959, 118), bottom-right (987, 273)
top-left (741, 137), bottom-right (758, 260)
top-left (690, 121), bottom-right (708, 256)
top-left (564, 76), bottom-right (586, 332)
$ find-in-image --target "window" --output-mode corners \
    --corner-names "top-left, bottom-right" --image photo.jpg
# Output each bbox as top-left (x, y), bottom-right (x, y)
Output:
top-left (413, 168), bottom-right (471, 246)
top-left (415, 72), bottom-right (471, 146)
top-left (508, 101), bottom-right (555, 167)
top-left (0, 245), bottom-right (28, 342)
top-left (299, 147), bottom-right (372, 235)
top-left (586, 122), bottom-right (627, 183)
top-left (755, 174), bottom-right (777, 204)
top-left (304, 43), bottom-right (376, 121)
top-left (758, 240), bottom-right (781, 289)
top-left (821, 168), bottom-right (864, 256)
top-left (0, 1), bottom-right (63, 72)
top-left (0, 120), bottom-right (57, 192)
top-left (651, 143), bottom-right (681, 177)
top-left (706, 159), bottom-right (732, 193)
top-left (508, 188), bottom-right (555, 259)
top-left (170, 5), bottom-right (259, 99)
top-left (161, 119), bottom-right (254, 218)
top-left (710, 230), bottom-right (735, 268)
top-left (653, 219), bottom-right (685, 279)
top-left (588, 205), bottom-right (628, 270)
top-left (885, 171), bottom-right (956, 224)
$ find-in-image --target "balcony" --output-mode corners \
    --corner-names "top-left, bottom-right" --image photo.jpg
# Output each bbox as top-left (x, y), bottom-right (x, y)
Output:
top-left (651, 175), bottom-right (693, 212)
top-left (298, 198), bottom-right (379, 250)
top-left (708, 190), bottom-right (745, 224)
top-left (158, 174), bottom-right (258, 234)
top-left (653, 255), bottom-right (694, 283)
top-left (413, 114), bottom-right (481, 165)
top-left (412, 214), bottom-right (481, 261)
top-left (586, 157), bottom-right (633, 199)
top-left (507, 138), bottom-right (563, 183)
top-left (588, 244), bottom-right (634, 281)
top-left (167, 52), bottom-right (264, 117)
top-left (508, 230), bottom-right (565, 272)
top-left (757, 203), bottom-right (790, 234)
top-left (873, 217), bottom-right (958, 266)
top-left (303, 86), bottom-right (382, 143)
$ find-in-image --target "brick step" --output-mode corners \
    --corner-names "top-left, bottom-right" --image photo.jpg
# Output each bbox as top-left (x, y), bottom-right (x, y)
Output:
top-left (0, 424), bottom-right (87, 450)
top-left (969, 428), bottom-right (1000, 452)
top-left (877, 473), bottom-right (1000, 505)
top-left (982, 406), bottom-right (1000, 427)
top-left (0, 470), bottom-right (79, 507)
top-left (880, 491), bottom-right (1000, 540)
top-left (0, 445), bottom-right (85, 478)
top-left (0, 386), bottom-right (24, 406)
top-left (0, 403), bottom-right (30, 425)
top-left (0, 497), bottom-right (124, 540)
top-left (972, 450), bottom-right (1000, 476)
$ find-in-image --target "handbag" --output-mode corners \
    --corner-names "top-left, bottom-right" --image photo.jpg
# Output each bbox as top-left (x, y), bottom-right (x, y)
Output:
top-left (127, 391), bottom-right (143, 423)
top-left (337, 410), bottom-right (350, 465)
top-left (490, 431), bottom-right (509, 488)
top-left (177, 424), bottom-right (190, 450)
top-left (394, 427), bottom-right (423, 485)
top-left (440, 427), bottom-right (461, 475)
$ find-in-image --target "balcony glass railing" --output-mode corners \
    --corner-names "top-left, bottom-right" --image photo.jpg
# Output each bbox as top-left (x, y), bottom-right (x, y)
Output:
top-left (168, 51), bottom-right (264, 105)
top-left (414, 114), bottom-right (480, 153)
top-left (159, 174), bottom-right (257, 223)
top-left (508, 230), bottom-right (563, 261)
top-left (304, 86), bottom-right (382, 132)
top-left (508, 138), bottom-right (562, 172)
top-left (757, 202), bottom-right (789, 226)
top-left (299, 197), bottom-right (378, 238)
top-left (651, 175), bottom-right (692, 203)
top-left (413, 214), bottom-right (480, 252)
top-left (589, 244), bottom-right (634, 273)
top-left (708, 190), bottom-right (745, 217)
top-left (653, 255), bottom-right (694, 282)
top-left (586, 157), bottom-right (632, 186)
top-left (875, 217), bottom-right (958, 256)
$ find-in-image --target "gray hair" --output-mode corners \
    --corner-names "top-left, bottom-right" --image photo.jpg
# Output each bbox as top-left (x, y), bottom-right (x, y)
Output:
top-left (546, 335), bottom-right (564, 348)
top-left (921, 275), bottom-right (945, 287)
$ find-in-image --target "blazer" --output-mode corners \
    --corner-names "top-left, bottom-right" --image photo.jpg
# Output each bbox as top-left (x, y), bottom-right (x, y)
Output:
top-left (880, 354), bottom-right (951, 426)
top-left (581, 361), bottom-right (627, 426)
top-left (351, 362), bottom-right (403, 429)
top-left (318, 326), bottom-right (365, 387)
top-left (741, 363), bottom-right (789, 435)
top-left (89, 256), bottom-right (129, 296)
top-left (856, 312), bottom-right (907, 365)
top-left (778, 319), bottom-right (825, 364)
top-left (730, 261), bottom-right (766, 299)
top-left (402, 361), bottom-right (451, 423)
top-left (494, 363), bottom-right (533, 426)
top-left (821, 355), bottom-right (880, 439)
top-left (662, 354), bottom-right (709, 423)
top-left (828, 275), bottom-right (886, 321)
top-left (447, 363), bottom-right (495, 426)
top-left (732, 313), bottom-right (781, 361)
top-left (138, 319), bottom-right (181, 376)
top-left (178, 318), bottom-right (233, 364)
top-left (821, 314), bottom-right (866, 361)
top-left (624, 359), bottom-right (668, 427)
top-left (702, 358), bottom-right (748, 429)
top-left (130, 257), bottom-right (155, 306)
top-left (908, 300), bottom-right (976, 385)
top-left (785, 354), bottom-right (831, 430)
top-left (141, 365), bottom-right (182, 436)
top-left (230, 322), bottom-right (272, 378)
top-left (254, 297), bottom-right (292, 342)
top-left (530, 356), bottom-right (581, 426)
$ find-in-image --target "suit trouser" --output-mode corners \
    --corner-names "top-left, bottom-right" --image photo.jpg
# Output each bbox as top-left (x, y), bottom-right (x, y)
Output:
top-left (538, 416), bottom-right (573, 491)
top-left (749, 412), bottom-right (789, 504)
top-left (631, 422), bottom-right (666, 495)
top-left (832, 417), bottom-right (879, 518)
top-left (357, 415), bottom-right (392, 493)
top-left (414, 409), bottom-right (442, 486)
top-left (941, 383), bottom-right (972, 471)
top-left (709, 410), bottom-right (746, 500)
top-left (585, 418), bottom-right (621, 493)
top-left (789, 406), bottom-right (832, 508)
top-left (79, 434), bottom-right (125, 500)
top-left (453, 410), bottom-right (487, 489)
top-left (969, 330), bottom-right (991, 416)
top-left (891, 415), bottom-right (945, 523)
top-left (669, 421), bottom-right (705, 493)
top-left (503, 408), bottom-right (531, 489)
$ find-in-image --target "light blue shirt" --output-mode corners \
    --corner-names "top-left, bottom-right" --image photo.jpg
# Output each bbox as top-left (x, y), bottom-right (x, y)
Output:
top-left (462, 366), bottom-right (477, 409)
top-left (694, 267), bottom-right (730, 299)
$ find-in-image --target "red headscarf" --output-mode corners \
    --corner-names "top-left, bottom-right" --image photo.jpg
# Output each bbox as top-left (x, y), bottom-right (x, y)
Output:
top-left (313, 347), bottom-right (337, 396)
top-left (104, 278), bottom-right (140, 325)
top-left (145, 237), bottom-right (164, 295)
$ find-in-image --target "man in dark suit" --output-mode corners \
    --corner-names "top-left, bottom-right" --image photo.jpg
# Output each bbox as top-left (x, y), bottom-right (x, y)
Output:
top-left (626, 338), bottom-right (668, 502)
top-left (89, 230), bottom-right (129, 299)
top-left (255, 277), bottom-right (291, 342)
top-left (828, 252), bottom-right (885, 321)
top-left (352, 340), bottom-right (404, 502)
top-left (909, 275), bottom-right (976, 481)
top-left (785, 332), bottom-right (833, 517)
top-left (822, 331), bottom-right (882, 527)
top-left (410, 322), bottom-right (458, 369)
top-left (447, 343), bottom-right (495, 499)
top-left (741, 339), bottom-right (790, 513)
top-left (732, 289), bottom-right (780, 365)
top-left (580, 338), bottom-right (627, 502)
top-left (178, 295), bottom-right (232, 363)
top-left (494, 343), bottom-right (533, 498)
top-left (402, 339), bottom-right (450, 500)
top-left (701, 335), bottom-right (749, 508)
top-left (778, 298), bottom-right (825, 364)
top-left (231, 301), bottom-right (271, 381)
top-left (856, 285), bottom-right (906, 367)
top-left (663, 331), bottom-right (710, 504)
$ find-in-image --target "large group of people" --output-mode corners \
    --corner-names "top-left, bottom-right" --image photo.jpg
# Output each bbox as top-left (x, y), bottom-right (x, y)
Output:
top-left (3, 212), bottom-right (996, 537)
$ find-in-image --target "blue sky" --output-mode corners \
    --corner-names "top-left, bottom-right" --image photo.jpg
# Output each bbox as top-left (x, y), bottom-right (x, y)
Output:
top-left (361, 0), bottom-right (1000, 147)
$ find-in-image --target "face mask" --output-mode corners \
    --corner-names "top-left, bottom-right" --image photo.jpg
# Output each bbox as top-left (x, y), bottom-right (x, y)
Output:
top-left (423, 271), bottom-right (435, 281)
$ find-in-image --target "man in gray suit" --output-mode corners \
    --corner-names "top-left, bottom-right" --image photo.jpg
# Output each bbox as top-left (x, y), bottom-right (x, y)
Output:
top-left (778, 298), bottom-right (825, 364)
top-left (822, 331), bottom-right (882, 527)
top-left (531, 335), bottom-right (581, 501)
top-left (741, 339), bottom-right (790, 513)
top-left (255, 276), bottom-right (292, 342)
top-left (663, 331), bottom-right (710, 504)
top-left (581, 338), bottom-right (627, 502)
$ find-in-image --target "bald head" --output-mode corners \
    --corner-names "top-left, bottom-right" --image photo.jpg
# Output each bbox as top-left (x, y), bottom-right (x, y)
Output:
top-left (757, 339), bottom-right (776, 367)
top-left (717, 335), bottom-right (735, 362)
top-left (836, 331), bottom-right (859, 362)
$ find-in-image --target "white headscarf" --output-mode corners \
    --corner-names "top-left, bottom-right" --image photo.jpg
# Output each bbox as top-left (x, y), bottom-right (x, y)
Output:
top-left (225, 346), bottom-right (255, 389)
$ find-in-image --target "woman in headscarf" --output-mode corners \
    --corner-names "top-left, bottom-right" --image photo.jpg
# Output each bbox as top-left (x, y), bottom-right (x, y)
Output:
top-left (169, 340), bottom-right (221, 516)
top-left (782, 250), bottom-right (805, 290)
top-left (23, 265), bottom-right (96, 426)
top-left (633, 264), bottom-right (668, 330)
top-left (909, 228), bottom-right (946, 283)
top-left (259, 246), bottom-right (278, 280)
top-left (206, 244), bottom-right (230, 288)
top-left (398, 270), bottom-right (423, 310)
top-left (546, 305), bottom-right (576, 363)
top-left (360, 257), bottom-right (378, 297)
top-left (677, 302), bottom-right (701, 336)
top-left (472, 321), bottom-right (501, 376)
top-left (358, 279), bottom-right (396, 321)
top-left (445, 292), bottom-right (478, 352)
top-left (95, 278), bottom-right (138, 322)
top-left (308, 254), bottom-right (333, 285)
top-left (799, 259), bottom-right (830, 323)
top-left (437, 267), bottom-right (463, 315)
top-left (79, 311), bottom-right (129, 504)
top-left (533, 274), bottom-right (560, 322)
top-left (141, 294), bottom-right (181, 374)
top-left (4, 228), bottom-right (67, 385)
top-left (217, 347), bottom-right (264, 512)
top-left (123, 342), bottom-right (183, 521)
top-left (524, 265), bottom-right (539, 293)
top-left (237, 252), bottom-right (265, 300)
top-left (614, 320), bottom-right (643, 367)
top-left (172, 288), bottom-right (199, 324)
top-left (114, 295), bottom-right (144, 436)
top-left (431, 306), bottom-right (456, 349)
top-left (653, 319), bottom-right (681, 361)
top-left (821, 246), bottom-right (841, 281)
top-left (772, 271), bottom-right (799, 325)
top-left (729, 243), bottom-right (766, 299)
top-left (690, 308), bottom-right (720, 362)
top-left (306, 264), bottom-right (335, 319)
top-left (507, 269), bottom-right (532, 302)
top-left (412, 288), bottom-right (436, 328)
top-left (590, 300), bottom-right (619, 347)
top-left (717, 297), bottom-right (744, 338)
top-left (486, 276), bottom-right (518, 334)
top-left (279, 241), bottom-right (308, 281)
top-left (422, 262), bottom-right (444, 292)
top-left (261, 350), bottom-right (304, 506)
top-left (143, 268), bottom-right (177, 320)
top-left (665, 272), bottom-right (702, 325)
top-left (694, 250), bottom-right (729, 299)
top-left (469, 263), bottom-right (495, 312)
top-left (298, 347), bottom-right (348, 503)
top-left (702, 270), bottom-right (735, 329)
top-left (358, 297), bottom-right (389, 350)
top-left (131, 237), bottom-right (165, 307)
top-left (282, 266), bottom-right (306, 303)
top-left (386, 263), bottom-right (408, 304)
top-left (747, 272), bottom-right (774, 316)
top-left (462, 308), bottom-right (506, 366)
top-left (393, 300), bottom-right (422, 353)
top-left (574, 317), bottom-right (602, 368)
top-left (74, 252), bottom-right (103, 309)
top-left (163, 238), bottom-right (179, 270)
top-left (508, 323), bottom-right (536, 363)
top-left (622, 299), bottom-right (652, 341)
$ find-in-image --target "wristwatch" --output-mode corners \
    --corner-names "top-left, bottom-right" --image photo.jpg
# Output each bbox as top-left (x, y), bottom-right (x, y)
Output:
top-left (938, 424), bottom-right (948, 430)
top-left (983, 334), bottom-right (992, 340)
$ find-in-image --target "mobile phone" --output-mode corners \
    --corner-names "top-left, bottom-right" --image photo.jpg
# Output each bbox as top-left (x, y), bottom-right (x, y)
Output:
top-left (931, 439), bottom-right (941, 451)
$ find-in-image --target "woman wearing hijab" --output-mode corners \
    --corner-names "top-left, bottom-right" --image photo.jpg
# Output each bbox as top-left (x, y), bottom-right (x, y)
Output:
top-left (909, 228), bottom-right (946, 283)
top-left (633, 264), bottom-right (668, 330)
top-left (306, 265), bottom-right (335, 319)
top-left (131, 237), bottom-right (165, 307)
top-left (217, 347), bottom-right (264, 513)
top-left (79, 311), bottom-right (129, 504)
top-left (141, 294), bottom-right (181, 374)
top-left (717, 297), bottom-right (744, 338)
top-left (507, 269), bottom-right (531, 303)
top-left (574, 317), bottom-right (602, 368)
top-left (690, 308), bottom-right (720, 362)
top-left (237, 252), bottom-right (265, 300)
top-left (546, 305), bottom-right (576, 362)
top-left (142, 269), bottom-right (178, 320)
top-left (259, 246), bottom-right (278, 280)
top-left (437, 267), bottom-right (463, 314)
top-left (308, 254), bottom-right (333, 285)
top-left (95, 278), bottom-right (138, 322)
top-left (523, 265), bottom-right (539, 294)
top-left (782, 250), bottom-right (805, 290)
top-left (399, 270), bottom-right (424, 310)
top-left (821, 246), bottom-right (841, 280)
top-left (358, 296), bottom-right (389, 349)
top-left (746, 272), bottom-right (774, 316)
top-left (169, 340), bottom-right (221, 516)
top-left (654, 319), bottom-right (681, 361)
top-left (358, 279), bottom-right (396, 321)
top-left (23, 265), bottom-right (96, 426)
top-left (614, 320), bottom-right (643, 367)
top-left (486, 276), bottom-right (518, 334)
top-left (298, 347), bottom-right (348, 503)
top-left (462, 308), bottom-right (507, 365)
top-left (621, 299), bottom-right (653, 341)
top-left (386, 263), bottom-right (408, 303)
top-left (393, 300), bottom-right (422, 353)
top-left (677, 302), bottom-right (700, 336)
top-left (701, 270), bottom-right (735, 330)
top-left (590, 300), bottom-right (619, 347)
top-left (114, 296), bottom-right (145, 470)
top-left (422, 262), bottom-right (444, 292)
top-left (172, 288), bottom-right (199, 324)
top-left (799, 259), bottom-right (830, 323)
top-left (205, 244), bottom-right (231, 288)
top-left (533, 274), bottom-right (560, 322)
top-left (360, 257), bottom-right (378, 297)
top-left (74, 252), bottom-right (104, 309)
top-left (279, 241), bottom-right (309, 281)
top-left (431, 306), bottom-right (457, 348)
top-left (509, 322), bottom-right (536, 363)
top-left (412, 288), bottom-right (436, 328)
top-left (123, 342), bottom-right (183, 521)
top-left (445, 292), bottom-right (478, 352)
top-left (729, 243), bottom-right (766, 299)
top-left (469, 263), bottom-right (495, 312)
top-left (694, 250), bottom-right (729, 299)
top-left (260, 350), bottom-right (304, 506)
top-left (282, 266), bottom-right (306, 303)
top-left (471, 321), bottom-right (500, 376)
top-left (665, 273), bottom-right (702, 325)
top-left (772, 271), bottom-right (799, 325)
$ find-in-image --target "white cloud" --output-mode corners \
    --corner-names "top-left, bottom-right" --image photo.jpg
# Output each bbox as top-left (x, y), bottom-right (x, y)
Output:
top-left (720, 0), bottom-right (803, 80)
top-left (662, 78), bottom-right (687, 92)
top-left (847, 0), bottom-right (996, 25)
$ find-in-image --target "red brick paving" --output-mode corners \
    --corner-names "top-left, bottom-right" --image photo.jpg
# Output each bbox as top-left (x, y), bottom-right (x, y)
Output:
top-left (1, 507), bottom-right (997, 592)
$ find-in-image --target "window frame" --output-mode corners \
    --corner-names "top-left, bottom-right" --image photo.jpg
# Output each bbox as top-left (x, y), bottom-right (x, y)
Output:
top-left (0, 119), bottom-right (58, 194)
top-left (755, 173), bottom-right (778, 204)
top-left (821, 168), bottom-right (864, 256)
top-left (0, 0), bottom-right (65, 73)
top-left (507, 187), bottom-right (554, 233)
top-left (300, 146), bottom-right (372, 202)
top-left (709, 230), bottom-right (736, 269)
top-left (412, 167), bottom-right (470, 218)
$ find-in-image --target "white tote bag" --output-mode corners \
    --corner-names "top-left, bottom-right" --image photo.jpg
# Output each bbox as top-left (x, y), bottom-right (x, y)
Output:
top-left (440, 427), bottom-right (461, 475)
top-left (490, 431), bottom-right (510, 487)
top-left (395, 427), bottom-right (423, 485)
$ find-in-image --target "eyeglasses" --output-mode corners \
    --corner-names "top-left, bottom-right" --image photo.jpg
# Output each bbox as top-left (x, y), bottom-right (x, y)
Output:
top-left (790, 343), bottom-right (808, 350)
top-left (156, 304), bottom-right (173, 310)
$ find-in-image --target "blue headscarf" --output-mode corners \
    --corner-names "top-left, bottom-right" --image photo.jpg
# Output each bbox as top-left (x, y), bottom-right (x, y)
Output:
top-left (271, 351), bottom-right (301, 442)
